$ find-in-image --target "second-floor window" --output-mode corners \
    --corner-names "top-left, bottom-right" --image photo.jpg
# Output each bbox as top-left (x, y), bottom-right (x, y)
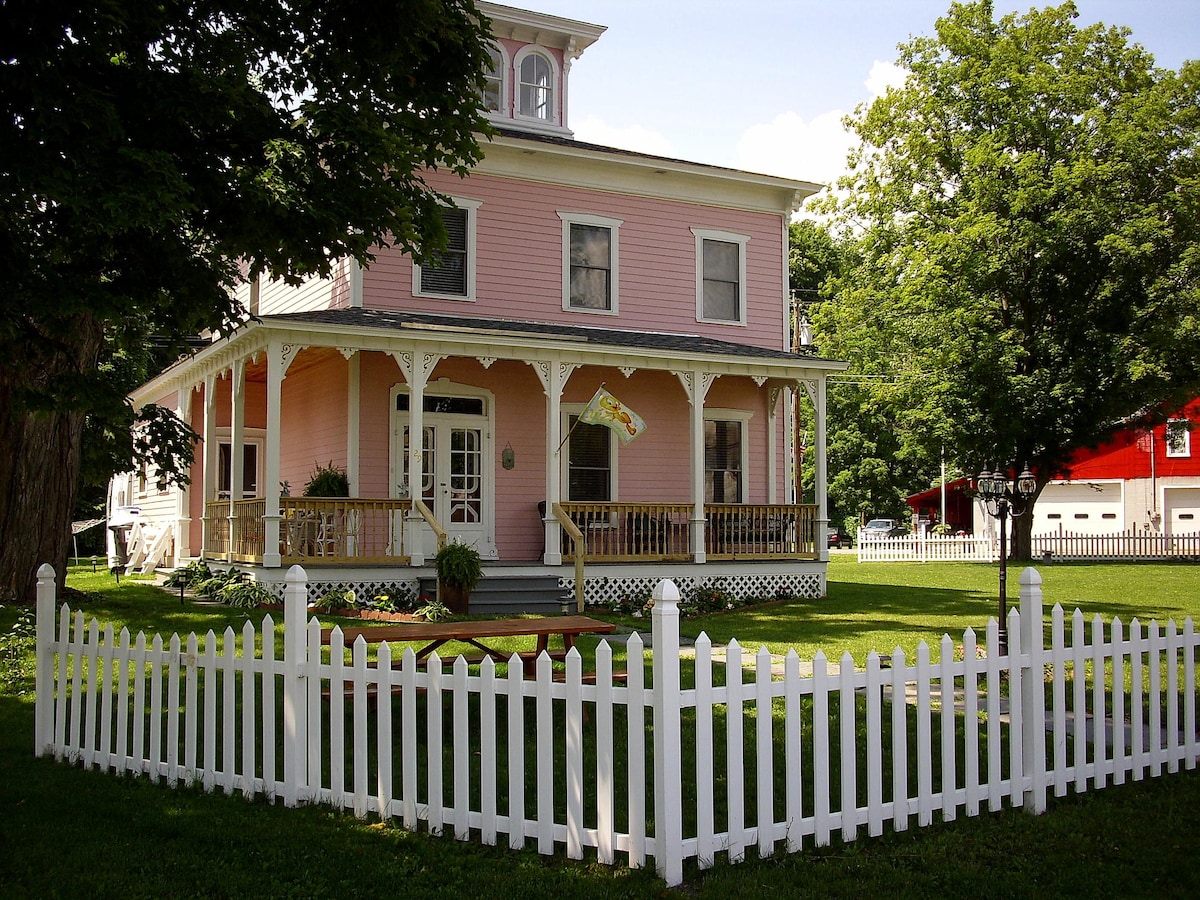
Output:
top-left (413, 199), bottom-right (480, 301)
top-left (560, 212), bottom-right (622, 313)
top-left (1166, 419), bottom-right (1191, 457)
top-left (518, 51), bottom-right (553, 120)
top-left (483, 44), bottom-right (505, 114)
top-left (693, 228), bottom-right (749, 325)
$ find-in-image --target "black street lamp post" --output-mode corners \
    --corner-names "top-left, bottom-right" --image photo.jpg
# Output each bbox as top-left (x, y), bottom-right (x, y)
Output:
top-left (975, 464), bottom-right (1037, 654)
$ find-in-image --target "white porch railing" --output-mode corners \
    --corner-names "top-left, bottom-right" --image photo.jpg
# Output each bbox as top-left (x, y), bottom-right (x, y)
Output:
top-left (32, 564), bottom-right (1200, 887)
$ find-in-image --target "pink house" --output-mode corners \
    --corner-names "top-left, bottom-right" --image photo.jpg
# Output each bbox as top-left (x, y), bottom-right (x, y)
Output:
top-left (112, 3), bottom-right (845, 609)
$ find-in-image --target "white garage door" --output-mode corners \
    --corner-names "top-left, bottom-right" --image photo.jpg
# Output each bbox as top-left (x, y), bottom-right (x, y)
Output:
top-left (1034, 482), bottom-right (1123, 534)
top-left (1164, 487), bottom-right (1200, 537)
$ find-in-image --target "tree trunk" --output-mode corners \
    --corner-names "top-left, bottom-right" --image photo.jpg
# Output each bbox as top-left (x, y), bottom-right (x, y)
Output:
top-left (0, 317), bottom-right (104, 602)
top-left (1010, 506), bottom-right (1034, 562)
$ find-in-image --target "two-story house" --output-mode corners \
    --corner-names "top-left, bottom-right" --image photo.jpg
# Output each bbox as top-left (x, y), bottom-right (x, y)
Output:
top-left (109, 2), bottom-right (846, 609)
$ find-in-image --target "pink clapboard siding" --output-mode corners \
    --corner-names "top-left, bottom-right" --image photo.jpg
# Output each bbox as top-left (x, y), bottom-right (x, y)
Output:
top-left (362, 170), bottom-right (789, 353)
top-left (278, 349), bottom-right (349, 491)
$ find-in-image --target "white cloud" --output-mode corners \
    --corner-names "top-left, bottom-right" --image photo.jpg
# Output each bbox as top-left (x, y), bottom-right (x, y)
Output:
top-left (733, 59), bottom-right (910, 210)
top-left (865, 59), bottom-right (908, 98)
top-left (570, 115), bottom-right (677, 158)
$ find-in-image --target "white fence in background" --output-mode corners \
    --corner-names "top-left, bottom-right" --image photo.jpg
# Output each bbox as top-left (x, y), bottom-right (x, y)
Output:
top-left (857, 532), bottom-right (993, 562)
top-left (1032, 528), bottom-right (1200, 561)
top-left (33, 564), bottom-right (1200, 887)
top-left (857, 529), bottom-right (1200, 563)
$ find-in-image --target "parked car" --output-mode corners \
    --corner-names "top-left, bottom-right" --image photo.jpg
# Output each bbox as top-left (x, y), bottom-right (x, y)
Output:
top-left (827, 527), bottom-right (850, 549)
top-left (858, 518), bottom-right (908, 540)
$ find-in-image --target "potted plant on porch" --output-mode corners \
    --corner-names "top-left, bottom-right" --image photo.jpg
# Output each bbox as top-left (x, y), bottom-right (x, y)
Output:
top-left (434, 540), bottom-right (482, 615)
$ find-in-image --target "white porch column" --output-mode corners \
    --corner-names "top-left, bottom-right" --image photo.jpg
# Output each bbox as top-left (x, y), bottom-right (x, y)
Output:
top-left (229, 358), bottom-right (246, 559)
top-left (201, 373), bottom-right (219, 561)
top-left (533, 359), bottom-right (577, 566)
top-left (174, 386), bottom-right (193, 563)
top-left (343, 350), bottom-right (360, 495)
top-left (676, 369), bottom-right (715, 564)
top-left (392, 351), bottom-right (440, 566)
top-left (262, 342), bottom-right (286, 567)
top-left (766, 382), bottom-right (781, 505)
top-left (813, 376), bottom-right (829, 562)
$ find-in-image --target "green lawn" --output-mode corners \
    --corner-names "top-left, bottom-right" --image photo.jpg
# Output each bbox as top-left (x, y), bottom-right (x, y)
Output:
top-left (2, 559), bottom-right (1198, 896)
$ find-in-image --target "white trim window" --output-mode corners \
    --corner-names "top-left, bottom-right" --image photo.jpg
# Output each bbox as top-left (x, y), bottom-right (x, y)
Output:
top-left (704, 410), bottom-right (752, 503)
top-left (558, 212), bottom-right (621, 314)
top-left (514, 47), bottom-right (557, 123)
top-left (692, 227), bottom-right (749, 325)
top-left (1166, 419), bottom-right (1191, 457)
top-left (413, 198), bottom-right (481, 301)
top-left (482, 43), bottom-right (508, 115)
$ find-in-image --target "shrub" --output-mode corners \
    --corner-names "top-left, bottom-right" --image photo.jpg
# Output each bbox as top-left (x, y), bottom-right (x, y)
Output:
top-left (303, 461), bottom-right (350, 497)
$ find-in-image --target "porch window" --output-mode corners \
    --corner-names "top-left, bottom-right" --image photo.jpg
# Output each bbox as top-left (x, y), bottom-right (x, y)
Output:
top-left (692, 228), bottom-right (749, 324)
top-left (217, 442), bottom-right (260, 500)
top-left (567, 416), bottom-right (612, 501)
top-left (413, 198), bottom-right (480, 301)
top-left (704, 419), bottom-right (743, 503)
top-left (1166, 419), bottom-right (1191, 457)
top-left (559, 212), bottom-right (622, 313)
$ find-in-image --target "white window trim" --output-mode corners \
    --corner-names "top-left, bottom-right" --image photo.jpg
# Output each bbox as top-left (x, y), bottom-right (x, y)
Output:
top-left (560, 405), bottom-right (619, 501)
top-left (512, 45), bottom-right (560, 125)
top-left (482, 41), bottom-right (510, 119)
top-left (1166, 419), bottom-right (1191, 458)
top-left (412, 196), bottom-right (482, 302)
top-left (704, 408), bottom-right (753, 503)
top-left (692, 227), bottom-right (750, 326)
top-left (558, 211), bottom-right (622, 315)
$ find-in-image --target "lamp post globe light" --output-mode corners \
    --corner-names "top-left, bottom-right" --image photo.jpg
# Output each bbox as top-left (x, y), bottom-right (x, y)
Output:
top-left (975, 464), bottom-right (1037, 654)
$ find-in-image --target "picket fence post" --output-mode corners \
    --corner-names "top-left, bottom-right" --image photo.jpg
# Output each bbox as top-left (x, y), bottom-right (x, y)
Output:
top-left (1019, 567), bottom-right (1048, 814)
top-left (282, 565), bottom-right (309, 807)
top-left (651, 578), bottom-right (684, 886)
top-left (34, 563), bottom-right (57, 757)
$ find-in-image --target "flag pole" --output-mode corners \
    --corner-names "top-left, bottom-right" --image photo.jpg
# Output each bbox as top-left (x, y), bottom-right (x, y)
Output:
top-left (555, 383), bottom-right (605, 455)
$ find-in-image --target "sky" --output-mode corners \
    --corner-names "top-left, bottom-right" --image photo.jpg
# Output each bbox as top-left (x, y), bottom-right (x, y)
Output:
top-left (528, 1), bottom-right (1198, 200)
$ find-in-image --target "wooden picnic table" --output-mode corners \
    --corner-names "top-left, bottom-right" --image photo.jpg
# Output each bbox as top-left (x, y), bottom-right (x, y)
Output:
top-left (321, 615), bottom-right (617, 674)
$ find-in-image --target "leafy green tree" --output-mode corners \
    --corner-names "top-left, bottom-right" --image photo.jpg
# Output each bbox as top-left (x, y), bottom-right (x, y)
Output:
top-left (0, 0), bottom-right (494, 599)
top-left (818, 0), bottom-right (1200, 557)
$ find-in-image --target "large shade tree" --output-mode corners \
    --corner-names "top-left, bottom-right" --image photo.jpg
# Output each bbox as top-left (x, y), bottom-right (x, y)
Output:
top-left (1, 0), bottom-right (494, 599)
top-left (815, 0), bottom-right (1200, 558)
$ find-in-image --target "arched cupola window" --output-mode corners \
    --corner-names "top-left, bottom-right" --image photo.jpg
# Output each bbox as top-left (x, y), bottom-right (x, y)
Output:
top-left (517, 49), bottom-right (555, 122)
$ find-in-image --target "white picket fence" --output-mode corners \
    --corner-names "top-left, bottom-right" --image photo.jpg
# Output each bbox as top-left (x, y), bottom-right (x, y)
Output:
top-left (1032, 528), bottom-right (1200, 561)
top-left (857, 532), bottom-right (994, 562)
top-left (32, 564), bottom-right (1200, 886)
top-left (858, 529), bottom-right (1200, 562)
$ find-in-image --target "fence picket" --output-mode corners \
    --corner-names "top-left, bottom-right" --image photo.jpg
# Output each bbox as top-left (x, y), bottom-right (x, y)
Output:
top-left (962, 628), bottom-right (980, 817)
top-left (1149, 622), bottom-right (1163, 778)
top-left (379, 643), bottom-right (395, 821)
top-left (353, 637), bottom-right (370, 819)
top-left (1071, 610), bottom-right (1087, 792)
top-left (149, 633), bottom-right (164, 783)
top-left (1111, 618), bottom-right (1126, 786)
top-left (453, 654), bottom-right (471, 841)
top-left (939, 635), bottom-right (956, 823)
top-left (566, 649), bottom-right (584, 860)
top-left (1167, 621), bottom-right (1180, 774)
top-left (694, 633), bottom-right (716, 866)
top-left (757, 645), bottom-right (776, 857)
top-left (1130, 619), bottom-right (1145, 781)
top-left (839, 651), bottom-right (857, 842)
top-left (116, 629), bottom-right (131, 774)
top-left (725, 639), bottom-right (746, 861)
top-left (1091, 615), bottom-right (1107, 788)
top-left (625, 632), bottom-right (646, 869)
top-left (240, 621), bottom-right (256, 796)
top-left (915, 642), bottom-right (933, 827)
top-left (535, 655), bottom-right (554, 855)
top-left (985, 620), bottom-right (1002, 812)
top-left (165, 632), bottom-right (179, 783)
top-left (891, 647), bottom-right (909, 831)
top-left (594, 643), bottom-right (614, 864)
top-left (480, 657), bottom-right (498, 847)
top-left (506, 653), bottom-right (525, 850)
top-left (784, 648), bottom-right (805, 850)
top-left (811, 650), bottom-right (830, 847)
top-left (1186, 619), bottom-right (1197, 770)
top-left (866, 650), bottom-right (884, 836)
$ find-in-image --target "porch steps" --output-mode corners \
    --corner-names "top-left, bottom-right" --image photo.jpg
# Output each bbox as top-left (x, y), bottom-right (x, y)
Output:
top-left (417, 572), bottom-right (568, 616)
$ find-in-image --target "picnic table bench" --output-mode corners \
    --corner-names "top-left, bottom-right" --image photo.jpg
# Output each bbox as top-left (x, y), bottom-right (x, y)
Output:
top-left (321, 614), bottom-right (617, 676)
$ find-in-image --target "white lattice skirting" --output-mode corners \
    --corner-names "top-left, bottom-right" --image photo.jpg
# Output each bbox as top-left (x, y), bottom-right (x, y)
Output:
top-left (564, 571), bottom-right (825, 606)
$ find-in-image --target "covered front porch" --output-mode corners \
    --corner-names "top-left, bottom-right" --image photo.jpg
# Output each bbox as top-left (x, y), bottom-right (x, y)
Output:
top-left (141, 308), bottom-right (841, 604)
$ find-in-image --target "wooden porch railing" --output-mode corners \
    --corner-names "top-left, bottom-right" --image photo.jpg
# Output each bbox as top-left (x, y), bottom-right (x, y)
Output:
top-left (556, 502), bottom-right (819, 562)
top-left (705, 503), bottom-right (817, 559)
top-left (204, 498), bottom-right (415, 564)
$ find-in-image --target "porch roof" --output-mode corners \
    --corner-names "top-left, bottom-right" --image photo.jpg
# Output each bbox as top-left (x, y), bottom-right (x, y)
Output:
top-left (264, 307), bottom-right (841, 365)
